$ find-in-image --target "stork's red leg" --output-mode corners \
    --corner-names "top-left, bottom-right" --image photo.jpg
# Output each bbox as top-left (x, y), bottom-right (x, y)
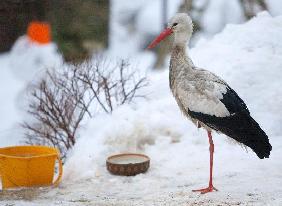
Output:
top-left (192, 131), bottom-right (218, 194)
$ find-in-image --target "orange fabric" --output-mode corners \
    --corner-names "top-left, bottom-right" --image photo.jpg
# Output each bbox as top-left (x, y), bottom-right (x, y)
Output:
top-left (27, 21), bottom-right (51, 44)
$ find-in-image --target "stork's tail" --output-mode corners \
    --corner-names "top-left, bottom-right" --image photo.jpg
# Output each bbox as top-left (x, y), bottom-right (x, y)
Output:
top-left (225, 113), bottom-right (272, 159)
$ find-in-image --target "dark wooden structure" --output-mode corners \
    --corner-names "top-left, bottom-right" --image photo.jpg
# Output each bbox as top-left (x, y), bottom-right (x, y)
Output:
top-left (0, 0), bottom-right (109, 62)
top-left (0, 0), bottom-right (48, 52)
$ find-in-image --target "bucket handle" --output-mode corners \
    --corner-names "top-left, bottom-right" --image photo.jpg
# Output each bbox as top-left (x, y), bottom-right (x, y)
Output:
top-left (52, 155), bottom-right (63, 186)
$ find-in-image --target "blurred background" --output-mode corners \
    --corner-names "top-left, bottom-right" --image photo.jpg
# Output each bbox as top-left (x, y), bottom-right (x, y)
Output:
top-left (0, 0), bottom-right (281, 63)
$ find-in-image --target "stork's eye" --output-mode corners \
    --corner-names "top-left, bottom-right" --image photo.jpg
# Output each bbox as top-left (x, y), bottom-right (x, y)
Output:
top-left (172, 23), bottom-right (178, 27)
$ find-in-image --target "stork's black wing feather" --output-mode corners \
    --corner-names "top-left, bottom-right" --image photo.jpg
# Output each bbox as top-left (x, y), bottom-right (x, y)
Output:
top-left (220, 86), bottom-right (250, 115)
top-left (187, 87), bottom-right (272, 159)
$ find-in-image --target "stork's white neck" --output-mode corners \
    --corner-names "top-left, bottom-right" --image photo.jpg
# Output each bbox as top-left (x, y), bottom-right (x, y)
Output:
top-left (171, 44), bottom-right (187, 59)
top-left (169, 44), bottom-right (194, 89)
top-left (174, 33), bottom-right (189, 47)
top-left (170, 44), bottom-right (193, 68)
top-left (173, 28), bottom-right (191, 47)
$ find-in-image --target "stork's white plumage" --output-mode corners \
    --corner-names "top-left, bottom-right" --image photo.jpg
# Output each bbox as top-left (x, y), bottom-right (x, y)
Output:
top-left (148, 13), bottom-right (272, 194)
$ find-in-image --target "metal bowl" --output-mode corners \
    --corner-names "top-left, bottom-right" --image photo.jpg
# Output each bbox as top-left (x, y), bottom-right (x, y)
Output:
top-left (106, 153), bottom-right (150, 176)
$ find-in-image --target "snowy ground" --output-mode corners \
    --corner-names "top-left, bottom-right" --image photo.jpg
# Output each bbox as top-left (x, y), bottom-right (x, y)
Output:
top-left (1, 12), bottom-right (282, 205)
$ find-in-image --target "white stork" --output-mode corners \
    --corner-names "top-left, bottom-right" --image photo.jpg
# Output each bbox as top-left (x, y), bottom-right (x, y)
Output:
top-left (148, 13), bottom-right (272, 194)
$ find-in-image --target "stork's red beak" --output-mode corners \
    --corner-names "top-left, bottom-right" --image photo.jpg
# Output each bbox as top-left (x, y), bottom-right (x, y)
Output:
top-left (147, 28), bottom-right (173, 49)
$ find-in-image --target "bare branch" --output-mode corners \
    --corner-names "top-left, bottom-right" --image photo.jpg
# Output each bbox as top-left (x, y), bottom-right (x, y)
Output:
top-left (22, 57), bottom-right (147, 159)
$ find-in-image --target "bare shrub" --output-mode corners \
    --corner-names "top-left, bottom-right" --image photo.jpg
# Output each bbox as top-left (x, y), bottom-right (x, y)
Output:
top-left (22, 58), bottom-right (147, 158)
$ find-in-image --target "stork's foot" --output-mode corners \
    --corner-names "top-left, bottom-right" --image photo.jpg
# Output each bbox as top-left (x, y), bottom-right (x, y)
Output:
top-left (192, 185), bottom-right (218, 194)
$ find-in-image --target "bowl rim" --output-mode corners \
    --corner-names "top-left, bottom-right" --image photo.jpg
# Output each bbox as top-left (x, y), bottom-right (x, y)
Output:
top-left (106, 153), bottom-right (150, 166)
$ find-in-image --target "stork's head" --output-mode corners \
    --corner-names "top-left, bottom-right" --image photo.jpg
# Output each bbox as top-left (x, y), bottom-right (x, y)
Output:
top-left (148, 13), bottom-right (193, 49)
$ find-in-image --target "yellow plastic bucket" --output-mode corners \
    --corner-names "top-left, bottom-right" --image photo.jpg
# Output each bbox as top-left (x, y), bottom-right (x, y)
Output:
top-left (0, 145), bottom-right (63, 189)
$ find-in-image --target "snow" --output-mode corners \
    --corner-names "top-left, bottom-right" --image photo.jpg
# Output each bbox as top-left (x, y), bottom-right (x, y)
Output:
top-left (108, 0), bottom-right (183, 57)
top-left (201, 0), bottom-right (245, 35)
top-left (0, 36), bottom-right (62, 147)
top-left (0, 53), bottom-right (25, 146)
top-left (266, 0), bottom-right (282, 16)
top-left (1, 11), bottom-right (282, 205)
top-left (9, 36), bottom-right (62, 82)
top-left (136, 0), bottom-right (183, 34)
